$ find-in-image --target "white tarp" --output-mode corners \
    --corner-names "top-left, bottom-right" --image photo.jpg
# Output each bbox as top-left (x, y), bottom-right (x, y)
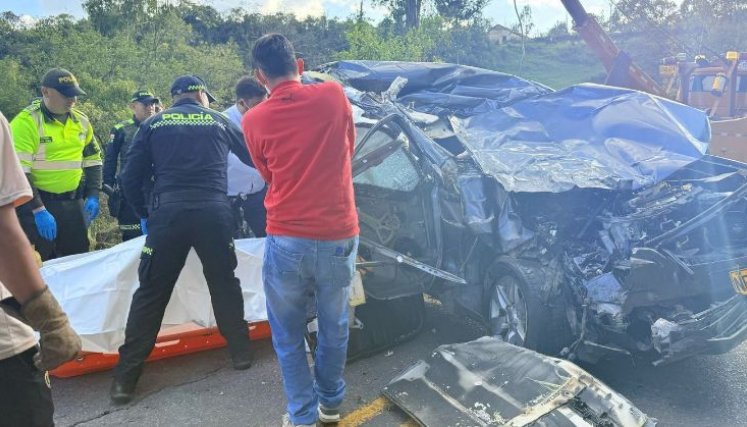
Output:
top-left (42, 236), bottom-right (268, 353)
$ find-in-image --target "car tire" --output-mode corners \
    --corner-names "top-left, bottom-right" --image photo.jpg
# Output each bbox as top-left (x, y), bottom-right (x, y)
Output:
top-left (484, 258), bottom-right (572, 356)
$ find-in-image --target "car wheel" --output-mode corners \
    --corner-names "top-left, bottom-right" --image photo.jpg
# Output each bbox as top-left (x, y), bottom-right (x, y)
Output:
top-left (484, 259), bottom-right (572, 356)
top-left (489, 275), bottom-right (529, 347)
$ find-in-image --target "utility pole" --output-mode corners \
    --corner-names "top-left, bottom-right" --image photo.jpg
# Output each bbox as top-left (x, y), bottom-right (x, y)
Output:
top-left (405, 0), bottom-right (421, 29)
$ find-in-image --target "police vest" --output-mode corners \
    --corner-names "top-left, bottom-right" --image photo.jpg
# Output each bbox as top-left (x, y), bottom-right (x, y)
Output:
top-left (12, 101), bottom-right (101, 194)
top-left (113, 119), bottom-right (139, 173)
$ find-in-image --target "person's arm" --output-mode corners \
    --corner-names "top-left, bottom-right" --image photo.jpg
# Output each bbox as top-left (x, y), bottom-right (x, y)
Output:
top-left (80, 123), bottom-right (103, 224)
top-left (81, 125), bottom-right (103, 198)
top-left (0, 204), bottom-right (45, 302)
top-left (343, 92), bottom-right (356, 158)
top-left (0, 111), bottom-right (45, 298)
top-left (225, 117), bottom-right (255, 168)
top-left (0, 112), bottom-right (81, 370)
top-left (241, 115), bottom-right (270, 183)
top-left (103, 126), bottom-right (123, 188)
top-left (120, 124), bottom-right (151, 219)
top-left (9, 113), bottom-right (44, 211)
top-left (0, 203), bottom-right (82, 371)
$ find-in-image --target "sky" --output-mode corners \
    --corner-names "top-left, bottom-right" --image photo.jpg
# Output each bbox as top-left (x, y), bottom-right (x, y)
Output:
top-left (0, 0), bottom-right (627, 34)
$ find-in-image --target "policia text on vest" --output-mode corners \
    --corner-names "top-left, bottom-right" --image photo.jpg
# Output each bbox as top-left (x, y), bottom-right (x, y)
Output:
top-left (11, 68), bottom-right (102, 261)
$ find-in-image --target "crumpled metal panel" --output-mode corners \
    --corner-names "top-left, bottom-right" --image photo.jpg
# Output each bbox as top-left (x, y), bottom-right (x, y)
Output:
top-left (384, 337), bottom-right (656, 427)
top-left (450, 84), bottom-right (710, 193)
top-left (650, 295), bottom-right (747, 365)
top-left (321, 62), bottom-right (711, 194)
top-left (317, 60), bottom-right (552, 117)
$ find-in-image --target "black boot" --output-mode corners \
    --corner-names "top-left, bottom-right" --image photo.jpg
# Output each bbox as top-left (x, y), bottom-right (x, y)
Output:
top-left (110, 375), bottom-right (138, 404)
top-left (232, 355), bottom-right (253, 370)
top-left (227, 335), bottom-right (253, 370)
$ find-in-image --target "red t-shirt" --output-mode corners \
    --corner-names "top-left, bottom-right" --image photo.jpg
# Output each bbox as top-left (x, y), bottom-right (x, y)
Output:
top-left (242, 80), bottom-right (359, 240)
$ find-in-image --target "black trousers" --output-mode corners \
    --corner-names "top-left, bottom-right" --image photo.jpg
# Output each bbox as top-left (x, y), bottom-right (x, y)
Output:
top-left (0, 347), bottom-right (54, 427)
top-left (117, 195), bottom-right (142, 242)
top-left (230, 186), bottom-right (268, 238)
top-left (114, 200), bottom-right (250, 381)
top-left (18, 195), bottom-right (89, 261)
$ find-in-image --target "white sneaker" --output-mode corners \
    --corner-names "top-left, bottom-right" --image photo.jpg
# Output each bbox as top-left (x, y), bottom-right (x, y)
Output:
top-left (282, 413), bottom-right (316, 427)
top-left (318, 404), bottom-right (341, 424)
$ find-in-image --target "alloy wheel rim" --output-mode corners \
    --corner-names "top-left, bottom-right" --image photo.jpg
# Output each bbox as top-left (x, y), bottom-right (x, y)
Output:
top-left (489, 276), bottom-right (528, 346)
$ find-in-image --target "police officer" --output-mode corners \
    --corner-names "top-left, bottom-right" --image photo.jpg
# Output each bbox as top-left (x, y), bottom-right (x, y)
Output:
top-left (103, 90), bottom-right (160, 241)
top-left (11, 68), bottom-right (102, 261)
top-left (111, 75), bottom-right (253, 404)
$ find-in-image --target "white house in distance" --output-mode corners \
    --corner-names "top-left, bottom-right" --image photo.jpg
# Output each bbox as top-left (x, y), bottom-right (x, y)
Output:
top-left (488, 24), bottom-right (523, 45)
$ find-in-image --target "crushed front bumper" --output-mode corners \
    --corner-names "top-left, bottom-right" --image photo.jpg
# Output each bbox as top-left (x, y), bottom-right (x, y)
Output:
top-left (651, 295), bottom-right (747, 365)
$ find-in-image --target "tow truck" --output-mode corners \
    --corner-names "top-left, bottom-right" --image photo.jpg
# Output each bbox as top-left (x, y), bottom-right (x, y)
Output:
top-left (561, 0), bottom-right (747, 162)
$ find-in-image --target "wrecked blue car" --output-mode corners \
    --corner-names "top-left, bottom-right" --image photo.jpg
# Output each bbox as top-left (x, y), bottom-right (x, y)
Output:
top-left (310, 61), bottom-right (747, 367)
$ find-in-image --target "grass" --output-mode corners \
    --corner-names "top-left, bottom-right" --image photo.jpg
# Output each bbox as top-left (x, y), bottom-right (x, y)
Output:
top-left (489, 40), bottom-right (607, 90)
top-left (89, 193), bottom-right (123, 250)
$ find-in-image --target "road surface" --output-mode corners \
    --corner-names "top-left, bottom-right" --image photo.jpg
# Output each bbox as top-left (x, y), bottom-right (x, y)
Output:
top-left (53, 302), bottom-right (747, 426)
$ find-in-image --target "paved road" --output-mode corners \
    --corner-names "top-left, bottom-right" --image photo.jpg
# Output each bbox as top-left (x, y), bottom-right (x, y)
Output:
top-left (53, 303), bottom-right (747, 426)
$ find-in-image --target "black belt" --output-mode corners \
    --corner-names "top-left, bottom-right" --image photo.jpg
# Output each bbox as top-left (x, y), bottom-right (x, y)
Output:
top-left (154, 190), bottom-right (228, 207)
top-left (38, 190), bottom-right (79, 201)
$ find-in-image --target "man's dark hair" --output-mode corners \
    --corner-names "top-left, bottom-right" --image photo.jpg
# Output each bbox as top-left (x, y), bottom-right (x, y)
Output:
top-left (251, 33), bottom-right (297, 79)
top-left (235, 76), bottom-right (267, 100)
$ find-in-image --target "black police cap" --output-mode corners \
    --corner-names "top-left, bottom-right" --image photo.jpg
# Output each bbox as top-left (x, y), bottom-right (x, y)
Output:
top-left (130, 90), bottom-right (160, 104)
top-left (170, 75), bottom-right (216, 103)
top-left (41, 68), bottom-right (86, 97)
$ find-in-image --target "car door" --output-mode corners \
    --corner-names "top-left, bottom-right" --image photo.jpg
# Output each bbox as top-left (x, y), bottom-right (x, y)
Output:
top-left (352, 114), bottom-right (464, 300)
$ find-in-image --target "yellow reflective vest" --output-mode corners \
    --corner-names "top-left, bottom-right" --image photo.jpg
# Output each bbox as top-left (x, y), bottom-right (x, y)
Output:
top-left (10, 100), bottom-right (102, 194)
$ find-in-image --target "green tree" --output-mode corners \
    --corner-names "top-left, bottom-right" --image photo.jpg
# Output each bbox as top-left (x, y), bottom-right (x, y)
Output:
top-left (678, 0), bottom-right (747, 53)
top-left (435, 0), bottom-right (490, 22)
top-left (610, 0), bottom-right (678, 30)
top-left (338, 17), bottom-right (446, 62)
top-left (375, 0), bottom-right (488, 30)
top-left (546, 21), bottom-right (569, 39)
top-left (0, 58), bottom-right (34, 119)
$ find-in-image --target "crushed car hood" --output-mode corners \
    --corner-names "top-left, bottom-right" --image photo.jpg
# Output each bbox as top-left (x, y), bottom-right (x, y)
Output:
top-left (384, 337), bottom-right (656, 426)
top-left (451, 84), bottom-right (710, 193)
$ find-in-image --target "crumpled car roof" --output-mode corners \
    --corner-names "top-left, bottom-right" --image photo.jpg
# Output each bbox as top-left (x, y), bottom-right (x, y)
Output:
top-left (318, 60), bottom-right (552, 117)
top-left (322, 60), bottom-right (712, 193)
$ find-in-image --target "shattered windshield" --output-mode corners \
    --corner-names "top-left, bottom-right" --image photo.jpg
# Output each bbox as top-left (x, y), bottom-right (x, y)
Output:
top-left (353, 123), bottom-right (419, 192)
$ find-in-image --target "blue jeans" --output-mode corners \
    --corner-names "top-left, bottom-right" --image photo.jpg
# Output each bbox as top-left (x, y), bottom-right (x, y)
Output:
top-left (263, 234), bottom-right (358, 425)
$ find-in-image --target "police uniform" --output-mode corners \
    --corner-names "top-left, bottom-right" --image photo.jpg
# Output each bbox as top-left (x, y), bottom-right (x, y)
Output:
top-left (11, 69), bottom-right (102, 261)
top-left (111, 75), bottom-right (253, 403)
top-left (103, 91), bottom-right (160, 241)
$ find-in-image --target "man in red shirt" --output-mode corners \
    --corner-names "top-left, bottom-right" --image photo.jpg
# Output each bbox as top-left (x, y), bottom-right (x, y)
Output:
top-left (242, 34), bottom-right (358, 427)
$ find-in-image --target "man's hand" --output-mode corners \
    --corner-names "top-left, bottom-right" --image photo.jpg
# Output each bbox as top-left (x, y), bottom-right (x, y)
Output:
top-left (19, 287), bottom-right (81, 370)
top-left (33, 208), bottom-right (57, 241)
top-left (84, 196), bottom-right (100, 225)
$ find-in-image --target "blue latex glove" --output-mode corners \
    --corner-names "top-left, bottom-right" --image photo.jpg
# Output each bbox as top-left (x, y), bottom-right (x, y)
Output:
top-left (140, 218), bottom-right (148, 235)
top-left (34, 208), bottom-right (57, 241)
top-left (84, 196), bottom-right (100, 225)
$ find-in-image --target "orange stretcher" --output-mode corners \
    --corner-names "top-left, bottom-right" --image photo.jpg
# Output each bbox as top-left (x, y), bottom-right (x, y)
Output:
top-left (50, 321), bottom-right (271, 378)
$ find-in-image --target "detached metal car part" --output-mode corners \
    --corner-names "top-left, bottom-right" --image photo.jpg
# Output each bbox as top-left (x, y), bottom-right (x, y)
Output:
top-left (384, 337), bottom-right (656, 426)
top-left (310, 61), bottom-right (747, 366)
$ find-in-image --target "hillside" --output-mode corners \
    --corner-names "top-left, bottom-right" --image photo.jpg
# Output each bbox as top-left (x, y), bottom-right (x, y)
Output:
top-left (487, 39), bottom-right (607, 90)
